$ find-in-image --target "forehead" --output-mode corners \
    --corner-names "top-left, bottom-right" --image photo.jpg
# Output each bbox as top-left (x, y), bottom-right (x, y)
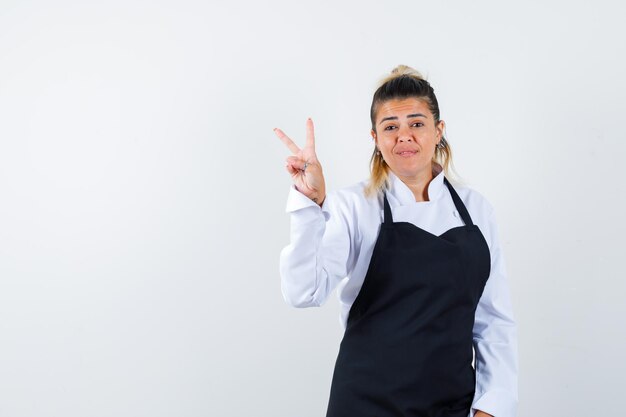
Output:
top-left (376, 97), bottom-right (432, 120)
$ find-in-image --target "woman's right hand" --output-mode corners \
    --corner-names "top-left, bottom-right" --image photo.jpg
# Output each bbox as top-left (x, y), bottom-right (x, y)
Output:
top-left (274, 117), bottom-right (326, 206)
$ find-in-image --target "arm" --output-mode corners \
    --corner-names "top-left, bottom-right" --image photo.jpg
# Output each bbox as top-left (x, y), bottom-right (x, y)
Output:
top-left (275, 118), bottom-right (352, 307)
top-left (279, 185), bottom-right (355, 308)
top-left (470, 207), bottom-right (519, 417)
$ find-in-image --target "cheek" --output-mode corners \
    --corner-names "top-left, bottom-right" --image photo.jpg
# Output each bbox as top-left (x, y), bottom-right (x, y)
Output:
top-left (383, 144), bottom-right (396, 155)
top-left (378, 138), bottom-right (393, 151)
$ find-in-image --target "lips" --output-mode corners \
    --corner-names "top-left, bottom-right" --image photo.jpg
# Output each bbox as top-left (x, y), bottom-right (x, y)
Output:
top-left (396, 149), bottom-right (417, 156)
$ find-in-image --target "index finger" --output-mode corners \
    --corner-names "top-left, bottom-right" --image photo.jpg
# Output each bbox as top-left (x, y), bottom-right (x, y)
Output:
top-left (274, 128), bottom-right (301, 155)
top-left (305, 118), bottom-right (315, 150)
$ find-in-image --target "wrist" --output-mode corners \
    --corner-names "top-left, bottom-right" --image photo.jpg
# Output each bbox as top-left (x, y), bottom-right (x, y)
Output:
top-left (313, 194), bottom-right (325, 206)
top-left (293, 184), bottom-right (325, 206)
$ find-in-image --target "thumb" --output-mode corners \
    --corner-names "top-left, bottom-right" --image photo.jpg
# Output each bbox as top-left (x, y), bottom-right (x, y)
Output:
top-left (286, 156), bottom-right (309, 172)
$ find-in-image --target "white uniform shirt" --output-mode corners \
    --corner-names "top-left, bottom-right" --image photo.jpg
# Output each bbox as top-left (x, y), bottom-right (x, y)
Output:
top-left (279, 162), bottom-right (519, 417)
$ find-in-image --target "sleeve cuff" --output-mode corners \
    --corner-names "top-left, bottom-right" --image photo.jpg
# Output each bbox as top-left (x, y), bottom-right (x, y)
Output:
top-left (471, 388), bottom-right (518, 417)
top-left (285, 184), bottom-right (320, 213)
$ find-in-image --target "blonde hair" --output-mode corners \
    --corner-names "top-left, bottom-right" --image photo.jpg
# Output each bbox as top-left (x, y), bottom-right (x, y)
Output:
top-left (364, 65), bottom-right (464, 198)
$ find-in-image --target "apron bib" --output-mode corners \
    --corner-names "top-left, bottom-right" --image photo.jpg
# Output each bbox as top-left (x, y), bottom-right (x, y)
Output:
top-left (326, 177), bottom-right (491, 417)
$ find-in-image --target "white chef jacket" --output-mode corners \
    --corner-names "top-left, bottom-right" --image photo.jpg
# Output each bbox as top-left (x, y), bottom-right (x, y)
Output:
top-left (279, 162), bottom-right (519, 417)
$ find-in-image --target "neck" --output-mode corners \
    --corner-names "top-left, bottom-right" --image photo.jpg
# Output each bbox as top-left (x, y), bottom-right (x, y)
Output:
top-left (396, 165), bottom-right (435, 202)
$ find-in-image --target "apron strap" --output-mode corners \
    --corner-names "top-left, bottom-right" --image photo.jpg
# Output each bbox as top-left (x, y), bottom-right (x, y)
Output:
top-left (443, 177), bottom-right (474, 226)
top-left (383, 191), bottom-right (393, 225)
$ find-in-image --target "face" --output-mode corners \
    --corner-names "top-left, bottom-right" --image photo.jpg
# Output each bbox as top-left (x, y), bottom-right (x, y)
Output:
top-left (371, 98), bottom-right (445, 181)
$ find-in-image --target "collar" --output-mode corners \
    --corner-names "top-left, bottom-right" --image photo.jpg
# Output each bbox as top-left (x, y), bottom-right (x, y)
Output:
top-left (386, 162), bottom-right (445, 205)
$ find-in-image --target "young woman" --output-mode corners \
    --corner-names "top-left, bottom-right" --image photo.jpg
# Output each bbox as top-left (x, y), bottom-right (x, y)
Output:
top-left (275, 65), bottom-right (518, 417)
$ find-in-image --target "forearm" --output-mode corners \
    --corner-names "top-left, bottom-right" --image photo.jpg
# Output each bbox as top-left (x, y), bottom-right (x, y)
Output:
top-left (470, 207), bottom-right (519, 417)
top-left (279, 205), bottom-right (327, 307)
top-left (280, 186), bottom-right (353, 308)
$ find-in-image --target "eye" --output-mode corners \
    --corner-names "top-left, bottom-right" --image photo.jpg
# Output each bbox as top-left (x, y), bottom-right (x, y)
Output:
top-left (412, 122), bottom-right (424, 127)
top-left (384, 125), bottom-right (396, 131)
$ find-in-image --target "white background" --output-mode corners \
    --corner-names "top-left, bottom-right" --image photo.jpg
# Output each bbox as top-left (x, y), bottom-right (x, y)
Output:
top-left (1, 0), bottom-right (624, 416)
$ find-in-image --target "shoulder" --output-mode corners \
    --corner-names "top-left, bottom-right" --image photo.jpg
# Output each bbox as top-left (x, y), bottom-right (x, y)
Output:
top-left (448, 180), bottom-right (498, 243)
top-left (448, 180), bottom-right (495, 219)
top-left (337, 179), bottom-right (372, 201)
top-left (322, 179), bottom-right (379, 219)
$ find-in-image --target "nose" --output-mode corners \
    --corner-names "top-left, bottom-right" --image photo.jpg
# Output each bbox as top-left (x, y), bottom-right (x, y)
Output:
top-left (397, 124), bottom-right (414, 142)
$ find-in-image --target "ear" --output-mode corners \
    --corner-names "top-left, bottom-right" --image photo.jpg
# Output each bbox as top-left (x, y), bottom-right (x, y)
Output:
top-left (436, 120), bottom-right (445, 140)
top-left (371, 129), bottom-right (377, 145)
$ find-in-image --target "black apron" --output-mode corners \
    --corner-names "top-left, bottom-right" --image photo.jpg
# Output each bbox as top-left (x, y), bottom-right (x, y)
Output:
top-left (326, 177), bottom-right (491, 417)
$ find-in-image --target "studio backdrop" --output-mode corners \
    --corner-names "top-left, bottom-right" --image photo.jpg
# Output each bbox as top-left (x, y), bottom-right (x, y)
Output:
top-left (0, 1), bottom-right (624, 416)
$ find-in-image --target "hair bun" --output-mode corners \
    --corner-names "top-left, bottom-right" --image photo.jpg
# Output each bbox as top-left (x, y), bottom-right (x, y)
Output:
top-left (391, 64), bottom-right (424, 79)
top-left (376, 64), bottom-right (426, 88)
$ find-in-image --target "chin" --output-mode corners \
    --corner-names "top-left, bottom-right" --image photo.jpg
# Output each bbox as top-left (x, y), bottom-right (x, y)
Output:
top-left (391, 164), bottom-right (430, 178)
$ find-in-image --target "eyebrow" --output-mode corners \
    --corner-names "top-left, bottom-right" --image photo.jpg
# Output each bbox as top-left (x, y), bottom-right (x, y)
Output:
top-left (378, 113), bottom-right (427, 125)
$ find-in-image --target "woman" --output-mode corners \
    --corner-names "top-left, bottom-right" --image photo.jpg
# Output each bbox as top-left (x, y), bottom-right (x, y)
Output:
top-left (274, 65), bottom-right (518, 417)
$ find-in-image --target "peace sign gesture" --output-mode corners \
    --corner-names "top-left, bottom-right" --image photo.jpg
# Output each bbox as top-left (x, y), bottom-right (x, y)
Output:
top-left (274, 117), bottom-right (326, 206)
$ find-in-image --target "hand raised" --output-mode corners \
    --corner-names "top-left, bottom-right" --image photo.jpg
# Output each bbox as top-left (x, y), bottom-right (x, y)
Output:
top-left (274, 118), bottom-right (326, 206)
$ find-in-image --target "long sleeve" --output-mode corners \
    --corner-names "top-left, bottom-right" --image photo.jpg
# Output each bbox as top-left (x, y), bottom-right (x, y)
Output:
top-left (279, 184), bottom-right (356, 308)
top-left (470, 207), bottom-right (519, 417)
